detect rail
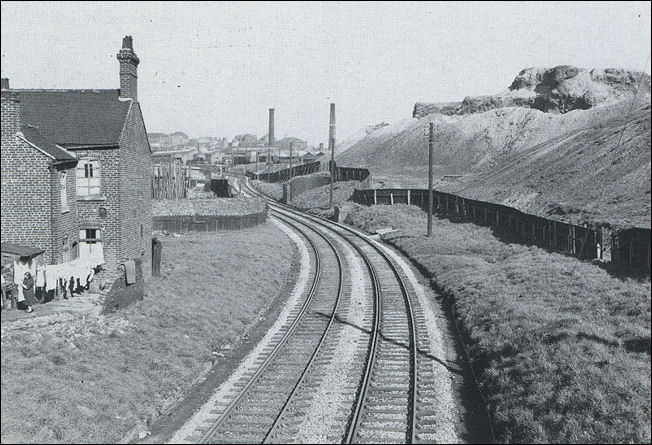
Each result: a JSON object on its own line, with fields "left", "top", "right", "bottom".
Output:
{"left": 244, "top": 179, "right": 421, "bottom": 443}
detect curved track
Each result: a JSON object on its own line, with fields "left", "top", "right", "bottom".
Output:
{"left": 194, "top": 179, "right": 435, "bottom": 444}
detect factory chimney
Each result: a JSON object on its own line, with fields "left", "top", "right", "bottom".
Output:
{"left": 328, "top": 103, "right": 336, "bottom": 207}
{"left": 267, "top": 108, "right": 275, "bottom": 164}
{"left": 268, "top": 108, "right": 275, "bottom": 147}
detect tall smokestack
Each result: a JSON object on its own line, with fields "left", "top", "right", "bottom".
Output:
{"left": 268, "top": 108, "right": 275, "bottom": 147}
{"left": 267, "top": 108, "right": 274, "bottom": 165}
{"left": 328, "top": 103, "right": 336, "bottom": 207}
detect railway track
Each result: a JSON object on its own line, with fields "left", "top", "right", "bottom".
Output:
{"left": 189, "top": 180, "right": 438, "bottom": 444}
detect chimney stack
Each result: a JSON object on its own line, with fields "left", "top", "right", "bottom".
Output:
{"left": 268, "top": 108, "right": 275, "bottom": 147}
{"left": 1, "top": 78, "right": 9, "bottom": 90}
{"left": 328, "top": 103, "right": 336, "bottom": 155}
{"left": 328, "top": 103, "right": 336, "bottom": 207}
{"left": 117, "top": 35, "right": 140, "bottom": 101}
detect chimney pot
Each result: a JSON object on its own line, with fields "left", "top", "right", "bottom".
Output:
{"left": 122, "top": 35, "right": 133, "bottom": 50}
{"left": 1, "top": 78, "right": 9, "bottom": 89}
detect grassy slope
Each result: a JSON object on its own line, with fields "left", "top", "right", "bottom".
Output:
{"left": 337, "top": 97, "right": 651, "bottom": 228}
{"left": 251, "top": 180, "right": 284, "bottom": 201}
{"left": 289, "top": 180, "right": 359, "bottom": 210}
{"left": 344, "top": 204, "right": 651, "bottom": 443}
{"left": 1, "top": 222, "right": 293, "bottom": 443}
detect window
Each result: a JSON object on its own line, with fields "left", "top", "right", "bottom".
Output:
{"left": 60, "top": 172, "right": 68, "bottom": 213}
{"left": 80, "top": 228, "right": 100, "bottom": 242}
{"left": 76, "top": 159, "right": 101, "bottom": 196}
{"left": 79, "top": 228, "right": 103, "bottom": 263}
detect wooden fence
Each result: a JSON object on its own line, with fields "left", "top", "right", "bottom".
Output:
{"left": 245, "top": 161, "right": 321, "bottom": 183}
{"left": 153, "top": 208, "right": 268, "bottom": 233}
{"left": 152, "top": 162, "right": 189, "bottom": 199}
{"left": 351, "top": 188, "right": 651, "bottom": 273}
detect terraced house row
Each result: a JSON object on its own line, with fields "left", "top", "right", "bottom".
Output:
{"left": 1, "top": 36, "right": 153, "bottom": 281}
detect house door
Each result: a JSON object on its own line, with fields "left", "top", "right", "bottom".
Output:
{"left": 79, "top": 229, "right": 104, "bottom": 264}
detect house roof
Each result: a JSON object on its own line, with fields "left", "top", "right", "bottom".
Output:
{"left": 19, "top": 125, "right": 77, "bottom": 162}
{"left": 17, "top": 89, "right": 131, "bottom": 147}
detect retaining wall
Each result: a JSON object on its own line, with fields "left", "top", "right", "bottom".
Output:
{"left": 351, "top": 188, "right": 651, "bottom": 273}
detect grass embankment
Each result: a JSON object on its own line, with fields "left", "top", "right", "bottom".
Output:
{"left": 344, "top": 204, "right": 651, "bottom": 443}
{"left": 289, "top": 180, "right": 358, "bottom": 210}
{"left": 284, "top": 180, "right": 360, "bottom": 220}
{"left": 251, "top": 180, "right": 283, "bottom": 201}
{"left": 0, "top": 222, "right": 293, "bottom": 443}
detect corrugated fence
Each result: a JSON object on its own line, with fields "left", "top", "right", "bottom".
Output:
{"left": 351, "top": 188, "right": 651, "bottom": 274}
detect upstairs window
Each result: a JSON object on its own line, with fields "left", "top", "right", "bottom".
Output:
{"left": 60, "top": 172, "right": 69, "bottom": 213}
{"left": 77, "top": 159, "right": 101, "bottom": 197}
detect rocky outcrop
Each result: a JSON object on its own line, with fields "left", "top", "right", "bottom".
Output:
{"left": 414, "top": 66, "right": 651, "bottom": 118}
{"left": 365, "top": 122, "right": 390, "bottom": 134}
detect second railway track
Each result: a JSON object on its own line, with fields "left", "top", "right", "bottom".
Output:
{"left": 189, "top": 180, "right": 440, "bottom": 444}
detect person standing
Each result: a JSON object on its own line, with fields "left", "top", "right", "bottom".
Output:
{"left": 19, "top": 272, "right": 36, "bottom": 313}
{"left": 1, "top": 273, "right": 7, "bottom": 310}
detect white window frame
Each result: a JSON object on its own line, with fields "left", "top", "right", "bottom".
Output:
{"left": 79, "top": 228, "right": 103, "bottom": 262}
{"left": 76, "top": 159, "right": 101, "bottom": 197}
{"left": 60, "top": 172, "right": 69, "bottom": 213}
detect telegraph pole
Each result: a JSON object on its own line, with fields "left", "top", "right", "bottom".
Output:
{"left": 427, "top": 122, "right": 434, "bottom": 237}
{"left": 328, "top": 103, "right": 336, "bottom": 208}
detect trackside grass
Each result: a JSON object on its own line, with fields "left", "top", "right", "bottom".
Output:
{"left": 251, "top": 180, "right": 284, "bottom": 201}
{"left": 1, "top": 222, "right": 293, "bottom": 443}
{"left": 344, "top": 203, "right": 651, "bottom": 443}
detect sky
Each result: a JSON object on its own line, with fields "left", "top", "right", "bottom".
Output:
{"left": 1, "top": 1, "right": 650, "bottom": 146}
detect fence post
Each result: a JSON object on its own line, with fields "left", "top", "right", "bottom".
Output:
{"left": 374, "top": 189, "right": 377, "bottom": 205}
{"left": 407, "top": 189, "right": 411, "bottom": 205}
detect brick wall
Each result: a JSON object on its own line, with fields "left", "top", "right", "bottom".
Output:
{"left": 119, "top": 102, "right": 152, "bottom": 277}
{"left": 69, "top": 103, "right": 152, "bottom": 279}
{"left": 118, "top": 58, "right": 138, "bottom": 101}
{"left": 1, "top": 91, "right": 54, "bottom": 258}
{"left": 49, "top": 163, "right": 80, "bottom": 263}
{"left": 74, "top": 148, "right": 123, "bottom": 277}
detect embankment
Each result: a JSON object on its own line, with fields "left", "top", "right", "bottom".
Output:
{"left": 342, "top": 203, "right": 651, "bottom": 444}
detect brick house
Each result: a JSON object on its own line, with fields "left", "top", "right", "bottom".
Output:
{"left": 0, "top": 36, "right": 152, "bottom": 279}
